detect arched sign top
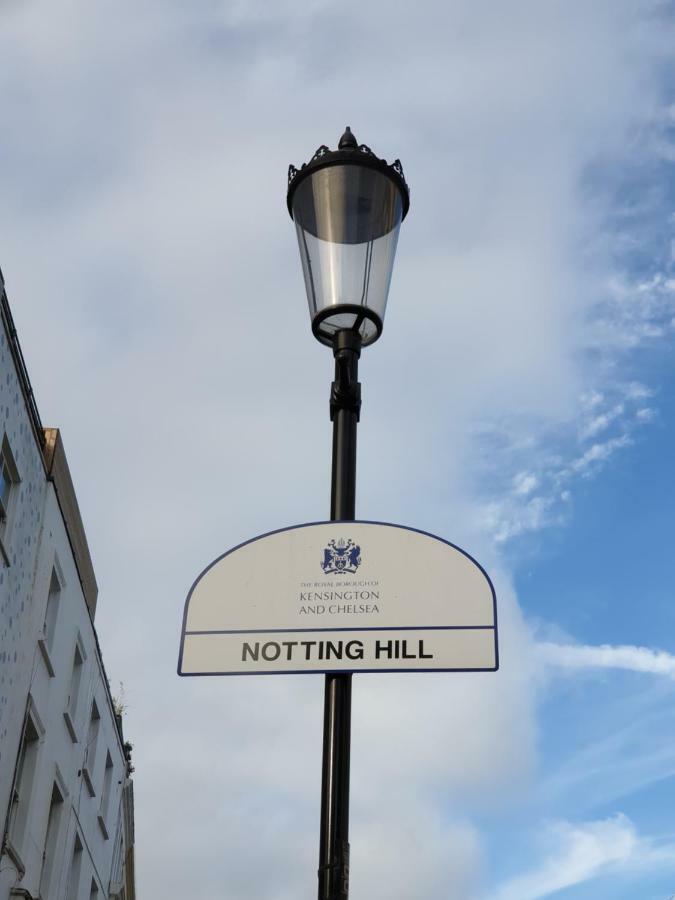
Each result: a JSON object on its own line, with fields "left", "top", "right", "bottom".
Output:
{"left": 178, "top": 520, "right": 498, "bottom": 676}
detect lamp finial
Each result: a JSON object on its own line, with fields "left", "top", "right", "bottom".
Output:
{"left": 338, "top": 126, "right": 358, "bottom": 150}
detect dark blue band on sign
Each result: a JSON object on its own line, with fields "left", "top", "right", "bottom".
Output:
{"left": 184, "top": 624, "right": 496, "bottom": 635}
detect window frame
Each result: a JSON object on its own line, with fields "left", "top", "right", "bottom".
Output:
{"left": 82, "top": 698, "right": 101, "bottom": 797}
{"left": 65, "top": 830, "right": 84, "bottom": 900}
{"left": 63, "top": 633, "right": 87, "bottom": 743}
{"left": 37, "top": 557, "right": 65, "bottom": 678}
{"left": 97, "top": 750, "right": 114, "bottom": 840}
{"left": 5, "top": 698, "right": 45, "bottom": 873}
{"left": 0, "top": 433, "right": 21, "bottom": 565}
{"left": 39, "top": 769, "right": 68, "bottom": 900}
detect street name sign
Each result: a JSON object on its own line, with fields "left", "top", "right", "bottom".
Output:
{"left": 178, "top": 521, "right": 498, "bottom": 676}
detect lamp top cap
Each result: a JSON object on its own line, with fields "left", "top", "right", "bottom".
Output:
{"left": 338, "top": 126, "right": 358, "bottom": 149}
{"left": 287, "top": 126, "right": 410, "bottom": 219}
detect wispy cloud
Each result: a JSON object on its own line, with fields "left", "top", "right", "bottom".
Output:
{"left": 481, "top": 492, "right": 569, "bottom": 543}
{"left": 536, "top": 642, "right": 675, "bottom": 679}
{"left": 636, "top": 406, "right": 656, "bottom": 423}
{"left": 490, "top": 814, "right": 675, "bottom": 900}
{"left": 567, "top": 432, "right": 633, "bottom": 475}
{"left": 468, "top": 103, "right": 675, "bottom": 548}
{"left": 578, "top": 402, "right": 624, "bottom": 439}
{"left": 476, "top": 377, "right": 659, "bottom": 542}
{"left": 513, "top": 471, "right": 540, "bottom": 496}
{"left": 590, "top": 271, "right": 675, "bottom": 351}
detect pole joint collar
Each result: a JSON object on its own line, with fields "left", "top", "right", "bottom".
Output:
{"left": 330, "top": 331, "right": 362, "bottom": 422}
{"left": 330, "top": 376, "right": 361, "bottom": 421}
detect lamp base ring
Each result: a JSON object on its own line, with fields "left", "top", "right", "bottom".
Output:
{"left": 312, "top": 305, "right": 383, "bottom": 348}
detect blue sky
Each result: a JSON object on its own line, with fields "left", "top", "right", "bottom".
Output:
{"left": 488, "top": 406, "right": 675, "bottom": 898}
{"left": 1, "top": 1, "right": 675, "bottom": 897}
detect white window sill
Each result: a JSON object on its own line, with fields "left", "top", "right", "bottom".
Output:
{"left": 37, "top": 638, "right": 55, "bottom": 677}
{"left": 82, "top": 765, "right": 96, "bottom": 797}
{"left": 97, "top": 812, "right": 109, "bottom": 840}
{"left": 4, "top": 835, "right": 26, "bottom": 877}
{"left": 63, "top": 710, "right": 78, "bottom": 743}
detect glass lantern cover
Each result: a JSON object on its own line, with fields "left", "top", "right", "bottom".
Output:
{"left": 288, "top": 131, "right": 409, "bottom": 347}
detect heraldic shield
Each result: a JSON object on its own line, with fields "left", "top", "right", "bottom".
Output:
{"left": 321, "top": 538, "right": 361, "bottom": 575}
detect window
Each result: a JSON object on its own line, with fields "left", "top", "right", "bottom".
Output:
{"left": 98, "top": 751, "right": 114, "bottom": 839}
{"left": 66, "top": 833, "right": 83, "bottom": 900}
{"left": 0, "top": 436, "right": 18, "bottom": 521}
{"left": 0, "top": 449, "right": 12, "bottom": 516}
{"left": 7, "top": 710, "right": 41, "bottom": 864}
{"left": 63, "top": 637, "right": 86, "bottom": 742}
{"left": 37, "top": 566, "right": 62, "bottom": 677}
{"left": 39, "top": 779, "right": 65, "bottom": 898}
{"left": 82, "top": 700, "right": 100, "bottom": 796}
{"left": 109, "top": 824, "right": 125, "bottom": 896}
{"left": 0, "top": 434, "right": 20, "bottom": 564}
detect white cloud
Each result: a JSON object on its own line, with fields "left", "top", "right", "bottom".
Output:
{"left": 482, "top": 493, "right": 566, "bottom": 544}
{"left": 568, "top": 433, "right": 633, "bottom": 475}
{"left": 471, "top": 374, "right": 661, "bottom": 544}
{"left": 490, "top": 814, "right": 675, "bottom": 900}
{"left": 476, "top": 419, "right": 642, "bottom": 542}
{"left": 578, "top": 403, "right": 624, "bottom": 440}
{"left": 513, "top": 471, "right": 539, "bottom": 495}
{"left": 581, "top": 390, "right": 604, "bottom": 410}
{"left": 536, "top": 642, "right": 675, "bottom": 679}
{"left": 354, "top": 813, "right": 482, "bottom": 900}
{"left": 589, "top": 269, "right": 675, "bottom": 351}
{"left": 625, "top": 382, "right": 653, "bottom": 401}
{"left": 636, "top": 406, "right": 656, "bottom": 422}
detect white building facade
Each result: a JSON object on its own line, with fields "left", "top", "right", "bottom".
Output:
{"left": 0, "top": 270, "right": 135, "bottom": 900}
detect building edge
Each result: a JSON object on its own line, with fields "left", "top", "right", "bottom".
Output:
{"left": 0, "top": 268, "right": 136, "bottom": 900}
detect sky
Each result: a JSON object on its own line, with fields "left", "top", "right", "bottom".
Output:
{"left": 1, "top": 1, "right": 675, "bottom": 897}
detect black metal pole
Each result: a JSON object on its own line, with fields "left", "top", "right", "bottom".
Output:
{"left": 318, "top": 329, "right": 361, "bottom": 900}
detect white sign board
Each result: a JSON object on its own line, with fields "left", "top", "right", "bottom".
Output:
{"left": 178, "top": 521, "right": 498, "bottom": 676}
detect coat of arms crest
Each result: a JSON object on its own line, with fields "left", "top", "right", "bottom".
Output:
{"left": 320, "top": 538, "right": 361, "bottom": 575}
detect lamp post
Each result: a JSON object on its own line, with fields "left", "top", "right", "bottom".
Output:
{"left": 287, "top": 127, "right": 410, "bottom": 900}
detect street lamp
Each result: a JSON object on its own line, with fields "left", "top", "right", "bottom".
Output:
{"left": 287, "top": 127, "right": 410, "bottom": 900}
{"left": 288, "top": 126, "right": 409, "bottom": 348}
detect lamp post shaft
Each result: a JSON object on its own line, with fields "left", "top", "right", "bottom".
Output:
{"left": 318, "top": 330, "right": 361, "bottom": 900}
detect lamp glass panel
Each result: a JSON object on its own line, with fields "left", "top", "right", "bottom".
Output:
{"left": 292, "top": 164, "right": 403, "bottom": 344}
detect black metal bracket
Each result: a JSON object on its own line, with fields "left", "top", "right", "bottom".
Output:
{"left": 330, "top": 331, "right": 361, "bottom": 422}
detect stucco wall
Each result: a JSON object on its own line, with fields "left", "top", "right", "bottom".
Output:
{"left": 0, "top": 323, "right": 49, "bottom": 829}
{"left": 0, "top": 486, "right": 129, "bottom": 899}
